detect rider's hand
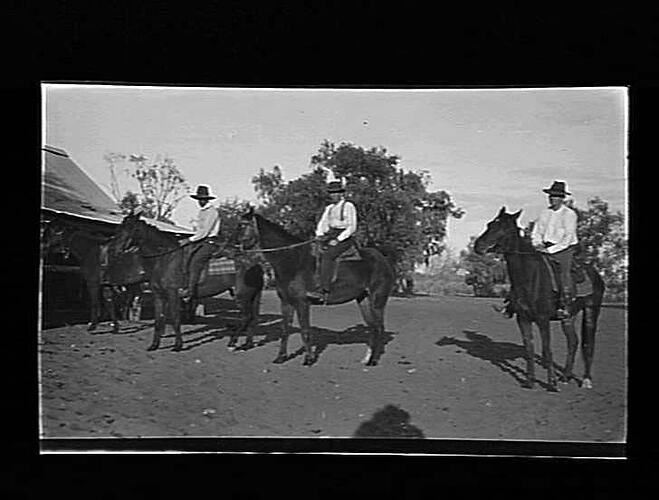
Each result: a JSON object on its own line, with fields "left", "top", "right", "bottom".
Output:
{"left": 329, "top": 239, "right": 338, "bottom": 246}
{"left": 533, "top": 242, "right": 546, "bottom": 252}
{"left": 179, "top": 238, "right": 189, "bottom": 247}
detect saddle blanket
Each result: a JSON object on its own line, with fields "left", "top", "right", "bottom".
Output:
{"left": 336, "top": 244, "right": 362, "bottom": 261}
{"left": 206, "top": 257, "right": 236, "bottom": 276}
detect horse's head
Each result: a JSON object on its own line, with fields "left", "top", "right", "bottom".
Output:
{"left": 236, "top": 205, "right": 259, "bottom": 250}
{"left": 114, "top": 211, "right": 146, "bottom": 253}
{"left": 474, "top": 206, "right": 522, "bottom": 255}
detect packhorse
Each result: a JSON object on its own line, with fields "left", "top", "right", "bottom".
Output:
{"left": 236, "top": 207, "right": 396, "bottom": 366}
{"left": 114, "top": 212, "right": 263, "bottom": 352}
{"left": 41, "top": 221, "right": 143, "bottom": 333}
{"left": 474, "top": 207, "right": 605, "bottom": 391}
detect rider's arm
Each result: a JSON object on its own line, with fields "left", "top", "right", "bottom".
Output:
{"left": 531, "top": 210, "right": 547, "bottom": 248}
{"left": 545, "top": 208, "right": 577, "bottom": 254}
{"left": 336, "top": 202, "right": 357, "bottom": 241}
{"left": 189, "top": 207, "right": 220, "bottom": 242}
{"left": 315, "top": 206, "right": 331, "bottom": 237}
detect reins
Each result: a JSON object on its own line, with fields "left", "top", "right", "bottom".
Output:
{"left": 240, "top": 238, "right": 315, "bottom": 254}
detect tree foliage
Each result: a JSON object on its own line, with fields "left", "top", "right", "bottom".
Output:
{"left": 104, "top": 153, "right": 189, "bottom": 223}
{"left": 251, "top": 140, "right": 464, "bottom": 273}
{"left": 460, "top": 236, "right": 508, "bottom": 297}
{"left": 571, "top": 197, "right": 627, "bottom": 301}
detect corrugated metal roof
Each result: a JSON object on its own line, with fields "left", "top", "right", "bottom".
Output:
{"left": 41, "top": 146, "right": 192, "bottom": 235}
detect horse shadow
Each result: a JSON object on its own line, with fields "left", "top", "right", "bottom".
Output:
{"left": 160, "top": 313, "right": 396, "bottom": 364}
{"left": 435, "top": 330, "right": 565, "bottom": 391}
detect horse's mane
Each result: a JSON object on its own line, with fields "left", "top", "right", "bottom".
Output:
{"left": 255, "top": 213, "right": 303, "bottom": 243}
{"left": 136, "top": 218, "right": 180, "bottom": 248}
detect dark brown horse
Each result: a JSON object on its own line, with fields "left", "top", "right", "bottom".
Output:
{"left": 114, "top": 213, "right": 263, "bottom": 351}
{"left": 474, "top": 207, "right": 605, "bottom": 391}
{"left": 236, "top": 207, "right": 396, "bottom": 366}
{"left": 41, "top": 221, "right": 142, "bottom": 333}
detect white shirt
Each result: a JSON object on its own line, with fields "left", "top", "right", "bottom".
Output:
{"left": 315, "top": 199, "right": 357, "bottom": 242}
{"left": 189, "top": 202, "right": 221, "bottom": 242}
{"left": 531, "top": 204, "right": 578, "bottom": 254}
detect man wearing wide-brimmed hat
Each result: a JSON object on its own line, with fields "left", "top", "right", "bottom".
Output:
{"left": 307, "top": 179, "right": 358, "bottom": 302}
{"left": 530, "top": 180, "right": 579, "bottom": 319}
{"left": 178, "top": 184, "right": 221, "bottom": 301}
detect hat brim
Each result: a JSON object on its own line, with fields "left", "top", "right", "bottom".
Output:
{"left": 190, "top": 194, "right": 216, "bottom": 200}
{"left": 542, "top": 189, "right": 570, "bottom": 196}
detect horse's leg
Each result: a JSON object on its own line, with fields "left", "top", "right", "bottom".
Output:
{"left": 169, "top": 289, "right": 184, "bottom": 351}
{"left": 231, "top": 289, "right": 254, "bottom": 351}
{"left": 86, "top": 282, "right": 100, "bottom": 331}
{"left": 580, "top": 303, "right": 600, "bottom": 389}
{"left": 273, "top": 300, "right": 294, "bottom": 364}
{"left": 295, "top": 300, "right": 314, "bottom": 366}
{"left": 241, "top": 290, "right": 262, "bottom": 350}
{"left": 102, "top": 286, "right": 119, "bottom": 334}
{"left": 149, "top": 293, "right": 165, "bottom": 351}
{"left": 359, "top": 293, "right": 387, "bottom": 366}
{"left": 515, "top": 315, "right": 536, "bottom": 389}
{"left": 559, "top": 315, "right": 578, "bottom": 384}
{"left": 537, "top": 318, "right": 558, "bottom": 392}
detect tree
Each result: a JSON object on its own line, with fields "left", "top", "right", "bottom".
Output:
{"left": 572, "top": 197, "right": 627, "bottom": 301}
{"left": 251, "top": 140, "right": 464, "bottom": 278}
{"left": 104, "top": 153, "right": 189, "bottom": 222}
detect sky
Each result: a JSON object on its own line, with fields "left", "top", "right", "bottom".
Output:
{"left": 43, "top": 85, "right": 627, "bottom": 253}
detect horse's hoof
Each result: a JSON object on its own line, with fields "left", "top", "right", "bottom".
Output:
{"left": 521, "top": 381, "right": 535, "bottom": 390}
{"left": 147, "top": 345, "right": 158, "bottom": 352}
{"left": 582, "top": 378, "right": 593, "bottom": 389}
{"left": 87, "top": 323, "right": 98, "bottom": 332}
{"left": 548, "top": 384, "right": 560, "bottom": 393}
{"left": 273, "top": 355, "right": 286, "bottom": 364}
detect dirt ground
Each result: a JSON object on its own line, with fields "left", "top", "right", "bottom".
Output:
{"left": 39, "top": 290, "right": 626, "bottom": 443}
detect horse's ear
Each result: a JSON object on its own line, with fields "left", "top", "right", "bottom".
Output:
{"left": 512, "top": 209, "right": 522, "bottom": 220}
{"left": 498, "top": 206, "right": 506, "bottom": 216}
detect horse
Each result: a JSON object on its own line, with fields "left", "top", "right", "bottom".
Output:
{"left": 236, "top": 207, "right": 396, "bottom": 366}
{"left": 113, "top": 212, "right": 263, "bottom": 352}
{"left": 474, "top": 207, "right": 605, "bottom": 391}
{"left": 41, "top": 221, "right": 142, "bottom": 333}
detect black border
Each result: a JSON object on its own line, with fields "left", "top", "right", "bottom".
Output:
{"left": 7, "top": 2, "right": 656, "bottom": 494}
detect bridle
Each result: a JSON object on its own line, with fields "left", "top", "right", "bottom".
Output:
{"left": 486, "top": 223, "right": 537, "bottom": 256}
{"left": 236, "top": 216, "right": 315, "bottom": 255}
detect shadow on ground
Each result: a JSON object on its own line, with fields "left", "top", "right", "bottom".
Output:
{"left": 435, "top": 330, "right": 569, "bottom": 391}
{"left": 353, "top": 404, "right": 425, "bottom": 438}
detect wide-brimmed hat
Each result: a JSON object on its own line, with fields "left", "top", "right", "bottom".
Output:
{"left": 542, "top": 181, "right": 571, "bottom": 197}
{"left": 190, "top": 184, "right": 216, "bottom": 200}
{"left": 327, "top": 181, "right": 345, "bottom": 193}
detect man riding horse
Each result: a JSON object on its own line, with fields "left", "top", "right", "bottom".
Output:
{"left": 306, "top": 179, "right": 358, "bottom": 302}
{"left": 178, "top": 184, "right": 221, "bottom": 301}
{"left": 495, "top": 180, "right": 578, "bottom": 319}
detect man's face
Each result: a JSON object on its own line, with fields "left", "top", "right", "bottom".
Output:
{"left": 329, "top": 192, "right": 342, "bottom": 203}
{"left": 548, "top": 195, "right": 564, "bottom": 210}
{"left": 198, "top": 198, "right": 209, "bottom": 208}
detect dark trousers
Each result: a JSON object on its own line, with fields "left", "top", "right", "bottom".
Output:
{"left": 546, "top": 246, "right": 575, "bottom": 300}
{"left": 319, "top": 237, "right": 354, "bottom": 291}
{"left": 187, "top": 241, "right": 216, "bottom": 294}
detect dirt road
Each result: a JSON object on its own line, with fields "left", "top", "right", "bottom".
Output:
{"left": 39, "top": 291, "right": 626, "bottom": 442}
